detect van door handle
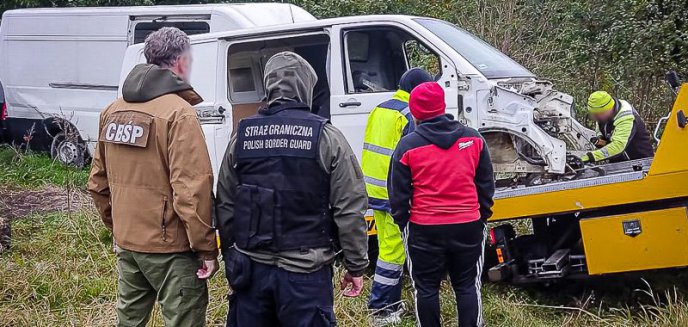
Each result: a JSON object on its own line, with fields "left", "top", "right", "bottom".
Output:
{"left": 339, "top": 101, "right": 362, "bottom": 108}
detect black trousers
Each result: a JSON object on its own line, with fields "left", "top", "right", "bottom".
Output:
{"left": 405, "top": 220, "right": 486, "bottom": 327}
{"left": 227, "top": 260, "right": 336, "bottom": 327}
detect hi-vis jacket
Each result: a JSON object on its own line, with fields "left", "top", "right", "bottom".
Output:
{"left": 88, "top": 64, "right": 218, "bottom": 260}
{"left": 586, "top": 99, "right": 654, "bottom": 163}
{"left": 361, "top": 90, "right": 415, "bottom": 211}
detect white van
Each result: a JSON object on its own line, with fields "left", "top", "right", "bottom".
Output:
{"left": 119, "top": 14, "right": 595, "bottom": 179}
{"left": 1, "top": 5, "right": 595, "bottom": 182}
{"left": 0, "top": 4, "right": 314, "bottom": 165}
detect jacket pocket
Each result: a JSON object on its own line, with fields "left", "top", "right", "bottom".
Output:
{"left": 223, "top": 247, "right": 252, "bottom": 291}
{"left": 161, "top": 196, "right": 168, "bottom": 242}
{"left": 234, "top": 184, "right": 274, "bottom": 250}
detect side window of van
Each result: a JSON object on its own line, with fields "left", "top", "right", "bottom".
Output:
{"left": 404, "top": 40, "right": 441, "bottom": 78}
{"left": 133, "top": 21, "right": 210, "bottom": 44}
{"left": 343, "top": 28, "right": 441, "bottom": 94}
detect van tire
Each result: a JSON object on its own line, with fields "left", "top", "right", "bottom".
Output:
{"left": 50, "top": 132, "right": 87, "bottom": 167}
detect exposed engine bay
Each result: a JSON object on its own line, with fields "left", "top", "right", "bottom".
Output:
{"left": 466, "top": 78, "right": 597, "bottom": 186}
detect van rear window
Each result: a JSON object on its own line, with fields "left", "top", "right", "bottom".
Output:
{"left": 133, "top": 21, "right": 210, "bottom": 44}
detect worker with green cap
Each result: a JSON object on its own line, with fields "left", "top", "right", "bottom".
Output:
{"left": 582, "top": 91, "right": 654, "bottom": 163}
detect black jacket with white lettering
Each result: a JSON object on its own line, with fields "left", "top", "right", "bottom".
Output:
{"left": 215, "top": 102, "right": 369, "bottom": 275}
{"left": 234, "top": 103, "right": 333, "bottom": 252}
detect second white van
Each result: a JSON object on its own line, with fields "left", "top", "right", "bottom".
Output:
{"left": 0, "top": 4, "right": 315, "bottom": 165}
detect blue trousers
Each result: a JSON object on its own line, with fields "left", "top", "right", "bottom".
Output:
{"left": 227, "top": 261, "right": 336, "bottom": 327}
{"left": 406, "top": 221, "right": 486, "bottom": 327}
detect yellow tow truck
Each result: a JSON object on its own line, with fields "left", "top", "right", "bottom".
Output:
{"left": 485, "top": 81, "right": 688, "bottom": 283}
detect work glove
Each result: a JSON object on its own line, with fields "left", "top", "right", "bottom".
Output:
{"left": 566, "top": 154, "right": 585, "bottom": 169}
{"left": 340, "top": 271, "right": 364, "bottom": 297}
{"left": 580, "top": 152, "right": 595, "bottom": 163}
{"left": 590, "top": 136, "right": 608, "bottom": 149}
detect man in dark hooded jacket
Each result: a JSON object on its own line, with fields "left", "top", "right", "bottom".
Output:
{"left": 389, "top": 82, "right": 495, "bottom": 327}
{"left": 215, "top": 51, "right": 369, "bottom": 327}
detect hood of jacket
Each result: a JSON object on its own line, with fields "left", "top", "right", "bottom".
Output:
{"left": 415, "top": 114, "right": 465, "bottom": 149}
{"left": 122, "top": 64, "right": 202, "bottom": 105}
{"left": 263, "top": 51, "right": 318, "bottom": 108}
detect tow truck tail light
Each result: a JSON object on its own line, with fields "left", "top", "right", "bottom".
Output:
{"left": 496, "top": 248, "right": 505, "bottom": 264}
{"left": 489, "top": 228, "right": 497, "bottom": 245}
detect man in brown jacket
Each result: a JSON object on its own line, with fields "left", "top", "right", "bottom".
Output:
{"left": 87, "top": 27, "right": 218, "bottom": 327}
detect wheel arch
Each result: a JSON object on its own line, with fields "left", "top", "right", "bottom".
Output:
{"left": 42, "top": 116, "right": 86, "bottom": 140}
{"left": 479, "top": 128, "right": 551, "bottom": 174}
{"left": 43, "top": 116, "right": 91, "bottom": 166}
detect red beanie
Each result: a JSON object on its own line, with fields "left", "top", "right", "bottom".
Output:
{"left": 409, "top": 82, "right": 445, "bottom": 121}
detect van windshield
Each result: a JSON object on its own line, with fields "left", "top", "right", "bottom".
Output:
{"left": 415, "top": 18, "right": 534, "bottom": 79}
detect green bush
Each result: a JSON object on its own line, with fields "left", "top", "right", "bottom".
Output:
{"left": 1, "top": 0, "right": 686, "bottom": 125}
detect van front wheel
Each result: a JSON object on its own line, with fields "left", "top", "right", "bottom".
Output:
{"left": 50, "top": 132, "right": 86, "bottom": 167}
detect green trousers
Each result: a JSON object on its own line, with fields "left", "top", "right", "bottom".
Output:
{"left": 115, "top": 247, "right": 209, "bottom": 327}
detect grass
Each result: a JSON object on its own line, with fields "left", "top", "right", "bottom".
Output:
{"left": 0, "top": 146, "right": 89, "bottom": 188}
{"left": 1, "top": 150, "right": 688, "bottom": 326}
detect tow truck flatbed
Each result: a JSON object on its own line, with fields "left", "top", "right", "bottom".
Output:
{"left": 495, "top": 157, "right": 653, "bottom": 200}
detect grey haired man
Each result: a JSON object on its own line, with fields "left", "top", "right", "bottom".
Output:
{"left": 88, "top": 27, "right": 217, "bottom": 327}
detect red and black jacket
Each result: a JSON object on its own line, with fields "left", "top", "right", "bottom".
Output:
{"left": 388, "top": 114, "right": 495, "bottom": 227}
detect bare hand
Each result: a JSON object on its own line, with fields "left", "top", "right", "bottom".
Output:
{"left": 197, "top": 259, "right": 219, "bottom": 280}
{"left": 340, "top": 272, "right": 364, "bottom": 297}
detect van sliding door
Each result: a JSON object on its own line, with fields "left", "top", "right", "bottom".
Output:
{"left": 223, "top": 31, "right": 331, "bottom": 129}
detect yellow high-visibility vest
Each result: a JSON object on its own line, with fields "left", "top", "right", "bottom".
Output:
{"left": 361, "top": 90, "right": 414, "bottom": 211}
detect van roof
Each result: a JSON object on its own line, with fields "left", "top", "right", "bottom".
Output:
{"left": 191, "top": 15, "right": 423, "bottom": 42}
{"left": 2, "top": 3, "right": 316, "bottom": 26}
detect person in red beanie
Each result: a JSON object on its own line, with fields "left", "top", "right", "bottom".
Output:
{"left": 388, "top": 82, "right": 495, "bottom": 327}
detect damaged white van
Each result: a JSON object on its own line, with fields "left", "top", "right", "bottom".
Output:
{"left": 119, "top": 14, "right": 595, "bottom": 181}
{"left": 0, "top": 4, "right": 315, "bottom": 165}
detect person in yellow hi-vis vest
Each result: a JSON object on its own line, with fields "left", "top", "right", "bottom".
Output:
{"left": 362, "top": 68, "right": 433, "bottom": 325}
{"left": 581, "top": 91, "right": 654, "bottom": 164}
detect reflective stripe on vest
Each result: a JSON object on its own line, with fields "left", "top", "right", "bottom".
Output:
{"left": 361, "top": 90, "right": 413, "bottom": 210}
{"left": 363, "top": 142, "right": 394, "bottom": 156}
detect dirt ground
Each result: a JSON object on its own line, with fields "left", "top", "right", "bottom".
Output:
{"left": 0, "top": 185, "right": 85, "bottom": 220}
{"left": 0, "top": 185, "right": 87, "bottom": 252}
